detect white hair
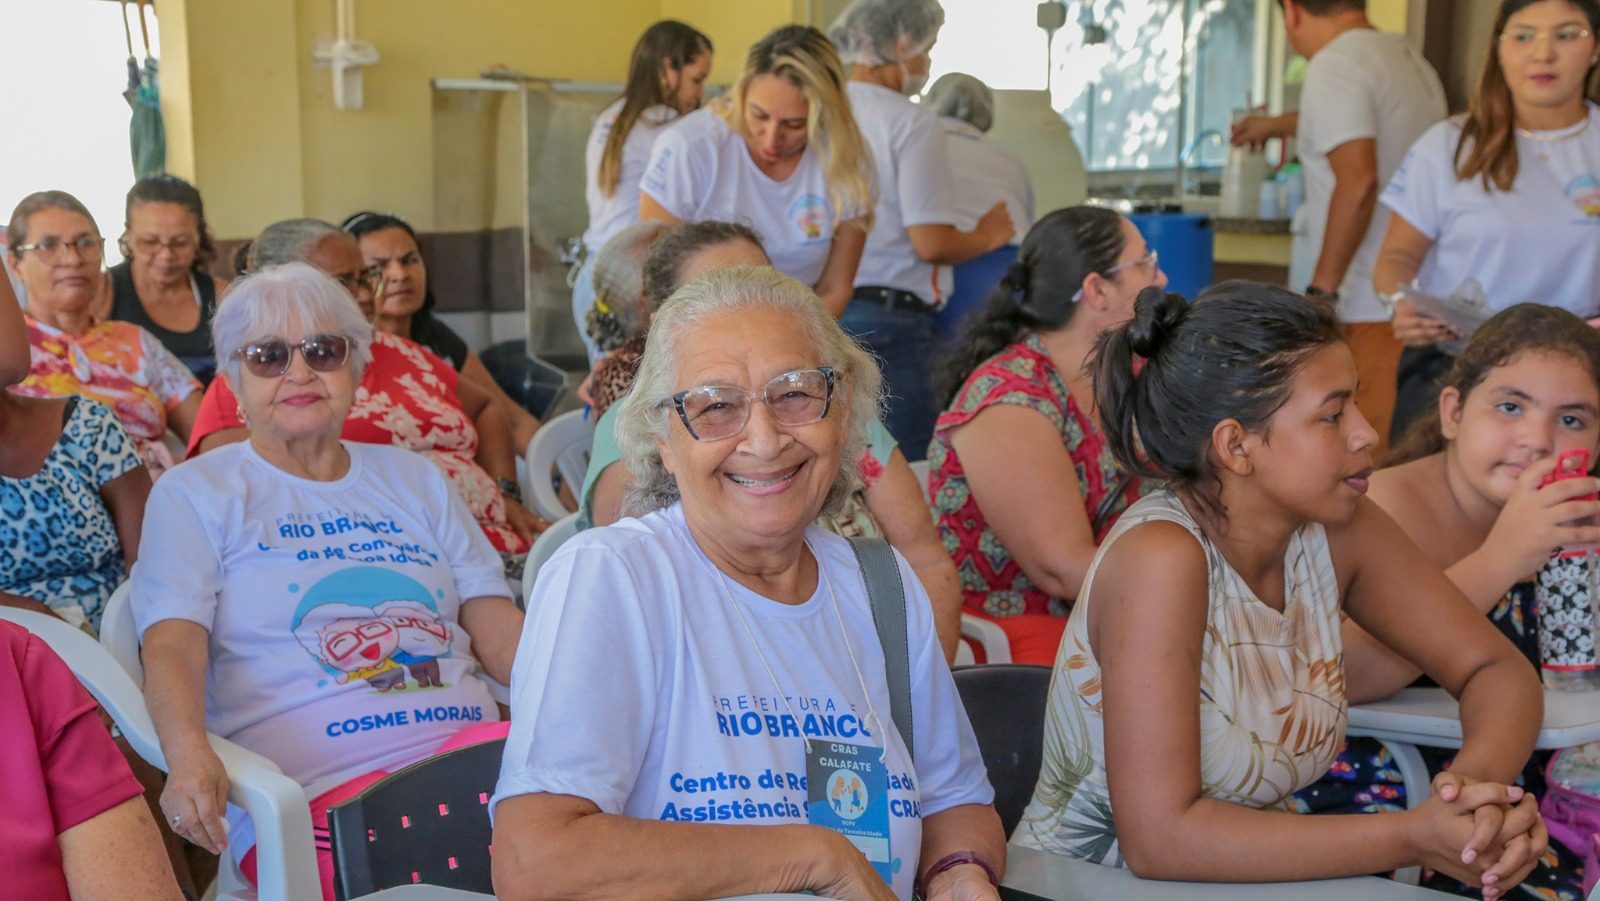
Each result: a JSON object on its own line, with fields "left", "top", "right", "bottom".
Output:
{"left": 613, "top": 266, "right": 884, "bottom": 517}
{"left": 248, "top": 218, "right": 342, "bottom": 270}
{"left": 212, "top": 262, "right": 374, "bottom": 386}
{"left": 827, "top": 0, "right": 945, "bottom": 67}
{"left": 924, "top": 72, "right": 995, "bottom": 132}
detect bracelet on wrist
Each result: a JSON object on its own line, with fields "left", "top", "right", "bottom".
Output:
{"left": 496, "top": 477, "right": 523, "bottom": 504}
{"left": 916, "top": 850, "right": 998, "bottom": 898}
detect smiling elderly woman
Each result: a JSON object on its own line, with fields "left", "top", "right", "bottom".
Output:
{"left": 131, "top": 262, "right": 523, "bottom": 901}
{"left": 491, "top": 266, "right": 1003, "bottom": 901}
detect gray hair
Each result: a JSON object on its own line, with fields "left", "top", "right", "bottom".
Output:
{"left": 8, "top": 190, "right": 98, "bottom": 249}
{"left": 587, "top": 220, "right": 672, "bottom": 350}
{"left": 924, "top": 72, "right": 995, "bottom": 132}
{"left": 614, "top": 266, "right": 883, "bottom": 517}
{"left": 212, "top": 262, "right": 374, "bottom": 386}
{"left": 827, "top": 0, "right": 945, "bottom": 67}
{"left": 247, "top": 218, "right": 342, "bottom": 270}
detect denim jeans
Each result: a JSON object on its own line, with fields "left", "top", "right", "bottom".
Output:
{"left": 840, "top": 298, "right": 939, "bottom": 461}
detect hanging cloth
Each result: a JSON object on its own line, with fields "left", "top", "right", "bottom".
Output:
{"left": 122, "top": 0, "right": 165, "bottom": 178}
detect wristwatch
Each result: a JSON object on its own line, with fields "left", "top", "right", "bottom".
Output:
{"left": 1304, "top": 285, "right": 1340, "bottom": 306}
{"left": 497, "top": 477, "right": 523, "bottom": 504}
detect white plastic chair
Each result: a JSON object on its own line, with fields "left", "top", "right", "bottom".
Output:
{"left": 961, "top": 612, "right": 1012, "bottom": 664}
{"left": 521, "top": 409, "right": 596, "bottom": 521}
{"left": 521, "top": 512, "right": 581, "bottom": 611}
{"left": 954, "top": 639, "right": 976, "bottom": 666}
{"left": 0, "top": 604, "right": 321, "bottom": 901}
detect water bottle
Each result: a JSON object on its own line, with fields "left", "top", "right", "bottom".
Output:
{"left": 1282, "top": 161, "right": 1305, "bottom": 220}
{"left": 1257, "top": 179, "right": 1281, "bottom": 220}
{"left": 1537, "top": 545, "right": 1600, "bottom": 692}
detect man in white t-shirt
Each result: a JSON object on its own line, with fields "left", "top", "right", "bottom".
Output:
{"left": 1232, "top": 0, "right": 1444, "bottom": 451}
{"left": 829, "top": 0, "right": 1014, "bottom": 459}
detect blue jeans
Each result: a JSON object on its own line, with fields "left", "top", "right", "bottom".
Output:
{"left": 840, "top": 298, "right": 939, "bottom": 461}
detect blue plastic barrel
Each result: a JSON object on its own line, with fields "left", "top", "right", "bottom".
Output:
{"left": 1126, "top": 211, "right": 1214, "bottom": 301}
{"left": 938, "top": 244, "right": 1019, "bottom": 341}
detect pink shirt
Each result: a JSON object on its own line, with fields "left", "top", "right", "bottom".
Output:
{"left": 0, "top": 620, "right": 144, "bottom": 901}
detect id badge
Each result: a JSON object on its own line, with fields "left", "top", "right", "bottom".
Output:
{"left": 807, "top": 739, "right": 893, "bottom": 884}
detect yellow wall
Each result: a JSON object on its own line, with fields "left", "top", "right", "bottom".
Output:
{"left": 160, "top": 0, "right": 662, "bottom": 238}
{"left": 660, "top": 0, "right": 804, "bottom": 82}
{"left": 1370, "top": 0, "right": 1408, "bottom": 35}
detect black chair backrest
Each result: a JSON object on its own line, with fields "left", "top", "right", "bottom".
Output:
{"left": 952, "top": 664, "right": 1053, "bottom": 838}
{"left": 327, "top": 738, "right": 506, "bottom": 899}
{"left": 478, "top": 340, "right": 571, "bottom": 421}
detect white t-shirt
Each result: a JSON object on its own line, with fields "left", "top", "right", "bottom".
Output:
{"left": 1381, "top": 104, "right": 1600, "bottom": 318}
{"left": 848, "top": 82, "right": 958, "bottom": 306}
{"left": 132, "top": 442, "right": 509, "bottom": 824}
{"left": 493, "top": 504, "right": 993, "bottom": 901}
{"left": 941, "top": 117, "right": 1035, "bottom": 238}
{"left": 641, "top": 108, "right": 860, "bottom": 287}
{"left": 583, "top": 98, "right": 679, "bottom": 251}
{"left": 1297, "top": 29, "right": 1445, "bottom": 323}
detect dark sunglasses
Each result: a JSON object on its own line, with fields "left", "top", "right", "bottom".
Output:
{"left": 237, "top": 334, "right": 351, "bottom": 378}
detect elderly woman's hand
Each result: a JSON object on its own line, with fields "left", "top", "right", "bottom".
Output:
{"left": 160, "top": 740, "right": 231, "bottom": 855}
{"left": 806, "top": 830, "right": 899, "bottom": 901}
{"left": 503, "top": 497, "right": 548, "bottom": 542}
{"left": 924, "top": 865, "right": 1002, "bottom": 901}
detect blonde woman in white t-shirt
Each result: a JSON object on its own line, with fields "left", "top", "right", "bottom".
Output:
{"left": 573, "top": 20, "right": 713, "bottom": 362}
{"left": 1376, "top": 0, "right": 1600, "bottom": 438}
{"left": 639, "top": 25, "right": 875, "bottom": 318}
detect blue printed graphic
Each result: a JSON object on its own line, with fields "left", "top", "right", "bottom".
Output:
{"left": 1566, "top": 174, "right": 1600, "bottom": 219}
{"left": 290, "top": 566, "right": 454, "bottom": 693}
{"left": 808, "top": 740, "right": 893, "bottom": 885}
{"left": 789, "top": 194, "right": 829, "bottom": 243}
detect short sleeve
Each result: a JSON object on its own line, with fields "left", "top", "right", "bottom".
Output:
{"left": 140, "top": 328, "right": 202, "bottom": 411}
{"left": 418, "top": 457, "right": 511, "bottom": 601}
{"left": 578, "top": 405, "right": 624, "bottom": 530}
{"left": 1380, "top": 121, "right": 1457, "bottom": 240}
{"left": 412, "top": 315, "right": 469, "bottom": 371}
{"left": 130, "top": 474, "right": 225, "bottom": 637}
{"left": 491, "top": 539, "right": 664, "bottom": 817}
{"left": 185, "top": 379, "right": 244, "bottom": 458}
{"left": 895, "top": 549, "right": 994, "bottom": 815}
{"left": 1300, "top": 49, "right": 1379, "bottom": 154}
{"left": 18, "top": 628, "right": 143, "bottom": 833}
{"left": 639, "top": 120, "right": 712, "bottom": 221}
{"left": 60, "top": 398, "right": 142, "bottom": 488}
{"left": 936, "top": 354, "right": 1069, "bottom": 439}
{"left": 896, "top": 113, "right": 958, "bottom": 228}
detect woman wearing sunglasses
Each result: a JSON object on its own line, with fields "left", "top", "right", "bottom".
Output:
{"left": 7, "top": 190, "right": 202, "bottom": 476}
{"left": 185, "top": 219, "right": 544, "bottom": 564}
{"left": 928, "top": 207, "right": 1166, "bottom": 665}
{"left": 133, "top": 262, "right": 524, "bottom": 901}
{"left": 494, "top": 266, "right": 1002, "bottom": 901}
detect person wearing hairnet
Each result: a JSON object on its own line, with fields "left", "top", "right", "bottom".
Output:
{"left": 830, "top": 0, "right": 1014, "bottom": 460}
{"left": 924, "top": 73, "right": 1034, "bottom": 239}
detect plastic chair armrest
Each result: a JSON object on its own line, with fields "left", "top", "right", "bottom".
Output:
{"left": 960, "top": 613, "right": 1013, "bottom": 664}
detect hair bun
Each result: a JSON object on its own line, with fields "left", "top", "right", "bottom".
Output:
{"left": 1126, "top": 288, "right": 1189, "bottom": 358}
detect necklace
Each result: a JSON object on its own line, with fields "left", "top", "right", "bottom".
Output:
{"left": 1516, "top": 115, "right": 1590, "bottom": 161}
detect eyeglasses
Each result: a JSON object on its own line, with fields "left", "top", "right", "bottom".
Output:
{"left": 14, "top": 235, "right": 105, "bottom": 264}
{"left": 669, "top": 367, "right": 837, "bottom": 441}
{"left": 130, "top": 234, "right": 198, "bottom": 255}
{"left": 236, "top": 333, "right": 352, "bottom": 378}
{"left": 1072, "top": 249, "right": 1160, "bottom": 301}
{"left": 1500, "top": 25, "right": 1593, "bottom": 48}
{"left": 333, "top": 267, "right": 383, "bottom": 297}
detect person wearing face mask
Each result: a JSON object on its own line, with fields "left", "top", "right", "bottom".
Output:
{"left": 829, "top": 0, "right": 1015, "bottom": 460}
{"left": 104, "top": 175, "right": 230, "bottom": 385}
{"left": 574, "top": 20, "right": 713, "bottom": 363}
{"left": 1376, "top": 0, "right": 1600, "bottom": 438}
{"left": 638, "top": 24, "right": 875, "bottom": 319}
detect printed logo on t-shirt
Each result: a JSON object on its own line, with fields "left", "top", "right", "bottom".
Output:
{"left": 290, "top": 566, "right": 456, "bottom": 693}
{"left": 789, "top": 194, "right": 829, "bottom": 243}
{"left": 640, "top": 147, "right": 674, "bottom": 196}
{"left": 1565, "top": 174, "right": 1600, "bottom": 220}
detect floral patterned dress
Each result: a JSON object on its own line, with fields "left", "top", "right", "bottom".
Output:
{"left": 1013, "top": 491, "right": 1349, "bottom": 865}
{"left": 928, "top": 334, "right": 1143, "bottom": 662}
{"left": 17, "top": 315, "right": 200, "bottom": 473}
{"left": 1292, "top": 581, "right": 1586, "bottom": 899}
{"left": 0, "top": 397, "right": 142, "bottom": 631}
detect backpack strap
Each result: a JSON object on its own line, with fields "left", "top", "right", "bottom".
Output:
{"left": 848, "top": 536, "right": 913, "bottom": 764}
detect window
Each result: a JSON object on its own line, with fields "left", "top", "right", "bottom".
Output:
{"left": 928, "top": 0, "right": 1269, "bottom": 174}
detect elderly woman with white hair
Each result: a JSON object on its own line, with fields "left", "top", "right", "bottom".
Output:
{"left": 830, "top": 0, "right": 1014, "bottom": 458}
{"left": 133, "top": 262, "right": 523, "bottom": 900}
{"left": 492, "top": 266, "right": 1002, "bottom": 901}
